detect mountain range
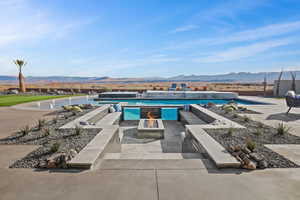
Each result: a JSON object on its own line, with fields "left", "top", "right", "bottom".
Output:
{"left": 0, "top": 71, "right": 299, "bottom": 84}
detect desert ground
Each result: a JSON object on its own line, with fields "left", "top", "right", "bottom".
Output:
{"left": 0, "top": 82, "right": 274, "bottom": 96}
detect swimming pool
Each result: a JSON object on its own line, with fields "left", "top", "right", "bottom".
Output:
{"left": 100, "top": 98, "right": 265, "bottom": 106}
{"left": 23, "top": 96, "right": 266, "bottom": 110}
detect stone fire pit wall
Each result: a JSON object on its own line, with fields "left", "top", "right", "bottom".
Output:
{"left": 137, "top": 119, "right": 165, "bottom": 139}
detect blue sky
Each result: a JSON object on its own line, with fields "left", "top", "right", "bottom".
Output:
{"left": 1, "top": 0, "right": 300, "bottom": 77}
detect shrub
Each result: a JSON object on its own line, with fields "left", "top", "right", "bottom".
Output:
{"left": 243, "top": 115, "right": 250, "bottom": 122}
{"left": 43, "top": 127, "right": 51, "bottom": 136}
{"left": 53, "top": 116, "right": 59, "bottom": 124}
{"left": 258, "top": 122, "right": 264, "bottom": 129}
{"left": 276, "top": 122, "right": 291, "bottom": 135}
{"left": 75, "top": 125, "right": 83, "bottom": 136}
{"left": 233, "top": 113, "right": 239, "bottom": 118}
{"left": 20, "top": 125, "right": 31, "bottom": 136}
{"left": 227, "top": 127, "right": 234, "bottom": 136}
{"left": 37, "top": 119, "right": 46, "bottom": 130}
{"left": 224, "top": 106, "right": 234, "bottom": 113}
{"left": 253, "top": 128, "right": 263, "bottom": 136}
{"left": 246, "top": 138, "right": 256, "bottom": 151}
{"left": 50, "top": 142, "right": 60, "bottom": 153}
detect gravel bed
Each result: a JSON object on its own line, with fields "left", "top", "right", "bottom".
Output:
{"left": 0, "top": 108, "right": 101, "bottom": 168}
{"left": 205, "top": 106, "right": 300, "bottom": 168}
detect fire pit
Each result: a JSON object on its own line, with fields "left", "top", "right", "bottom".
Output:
{"left": 137, "top": 112, "right": 165, "bottom": 139}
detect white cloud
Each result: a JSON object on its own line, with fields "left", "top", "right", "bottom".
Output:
{"left": 67, "top": 55, "right": 180, "bottom": 76}
{"left": 170, "top": 24, "right": 198, "bottom": 34}
{"left": 193, "top": 39, "right": 292, "bottom": 63}
{"left": 165, "top": 20, "right": 300, "bottom": 50}
{"left": 0, "top": 0, "right": 94, "bottom": 47}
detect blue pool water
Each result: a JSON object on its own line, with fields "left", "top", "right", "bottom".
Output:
{"left": 123, "top": 107, "right": 141, "bottom": 120}
{"left": 103, "top": 98, "right": 264, "bottom": 106}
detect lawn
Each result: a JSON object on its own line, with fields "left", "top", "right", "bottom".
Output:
{"left": 0, "top": 95, "right": 82, "bottom": 107}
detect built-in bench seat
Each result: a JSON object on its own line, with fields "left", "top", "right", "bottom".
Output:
{"left": 59, "top": 104, "right": 110, "bottom": 129}
{"left": 179, "top": 110, "right": 207, "bottom": 125}
{"left": 189, "top": 104, "right": 245, "bottom": 129}
{"left": 186, "top": 125, "right": 240, "bottom": 168}
{"left": 96, "top": 112, "right": 121, "bottom": 126}
{"left": 68, "top": 126, "right": 120, "bottom": 169}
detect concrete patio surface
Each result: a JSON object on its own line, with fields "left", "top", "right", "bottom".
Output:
{"left": 1, "top": 98, "right": 300, "bottom": 199}
{"left": 241, "top": 96, "right": 300, "bottom": 137}
{"left": 0, "top": 167, "right": 299, "bottom": 200}
{"left": 0, "top": 107, "right": 54, "bottom": 139}
{"left": 266, "top": 144, "right": 300, "bottom": 165}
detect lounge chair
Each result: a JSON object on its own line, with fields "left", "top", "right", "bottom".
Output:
{"left": 285, "top": 91, "right": 300, "bottom": 114}
{"left": 168, "top": 83, "right": 177, "bottom": 91}
{"left": 181, "top": 83, "right": 187, "bottom": 91}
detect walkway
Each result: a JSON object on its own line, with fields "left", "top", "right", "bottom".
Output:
{"left": 242, "top": 96, "right": 300, "bottom": 137}
{"left": 0, "top": 107, "right": 54, "bottom": 139}
{"left": 1, "top": 98, "right": 300, "bottom": 199}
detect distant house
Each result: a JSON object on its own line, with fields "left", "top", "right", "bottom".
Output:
{"left": 273, "top": 80, "right": 300, "bottom": 96}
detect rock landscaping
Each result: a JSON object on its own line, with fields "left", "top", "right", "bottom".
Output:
{"left": 205, "top": 103, "right": 300, "bottom": 169}
{"left": 0, "top": 104, "right": 101, "bottom": 169}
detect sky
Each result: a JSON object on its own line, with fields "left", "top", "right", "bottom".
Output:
{"left": 1, "top": 0, "right": 300, "bottom": 78}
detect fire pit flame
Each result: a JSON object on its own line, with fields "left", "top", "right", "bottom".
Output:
{"left": 147, "top": 112, "right": 155, "bottom": 128}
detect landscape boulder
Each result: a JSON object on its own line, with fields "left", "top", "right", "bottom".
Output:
{"left": 229, "top": 145, "right": 268, "bottom": 170}
{"left": 242, "top": 161, "right": 257, "bottom": 170}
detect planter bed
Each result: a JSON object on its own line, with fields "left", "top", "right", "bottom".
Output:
{"left": 205, "top": 106, "right": 300, "bottom": 168}
{"left": 0, "top": 107, "right": 101, "bottom": 168}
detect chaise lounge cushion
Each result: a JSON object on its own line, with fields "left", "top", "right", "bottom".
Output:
{"left": 286, "top": 91, "right": 296, "bottom": 98}
{"left": 109, "top": 106, "right": 116, "bottom": 113}
{"left": 113, "top": 104, "right": 122, "bottom": 112}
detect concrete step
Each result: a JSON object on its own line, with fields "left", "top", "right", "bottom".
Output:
{"left": 103, "top": 153, "right": 203, "bottom": 160}
{"left": 98, "top": 158, "right": 215, "bottom": 170}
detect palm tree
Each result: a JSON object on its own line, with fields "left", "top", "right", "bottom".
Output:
{"left": 13, "top": 59, "right": 27, "bottom": 93}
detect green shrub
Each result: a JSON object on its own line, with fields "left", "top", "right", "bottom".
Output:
{"left": 227, "top": 127, "right": 234, "bottom": 136}
{"left": 243, "top": 115, "right": 250, "bottom": 122}
{"left": 246, "top": 138, "right": 256, "bottom": 151}
{"left": 50, "top": 142, "right": 60, "bottom": 153}
{"left": 43, "top": 127, "right": 51, "bottom": 136}
{"left": 258, "top": 122, "right": 264, "bottom": 129}
{"left": 276, "top": 122, "right": 291, "bottom": 135}
{"left": 75, "top": 125, "right": 83, "bottom": 136}
{"left": 53, "top": 116, "right": 59, "bottom": 124}
{"left": 233, "top": 113, "right": 239, "bottom": 118}
{"left": 37, "top": 119, "right": 46, "bottom": 130}
{"left": 20, "top": 125, "right": 31, "bottom": 136}
{"left": 253, "top": 128, "right": 263, "bottom": 136}
{"left": 224, "top": 106, "right": 234, "bottom": 113}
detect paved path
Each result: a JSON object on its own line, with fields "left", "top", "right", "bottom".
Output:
{"left": 1, "top": 98, "right": 300, "bottom": 199}
{"left": 0, "top": 107, "right": 54, "bottom": 139}
{"left": 241, "top": 96, "right": 300, "bottom": 137}
{"left": 0, "top": 167, "right": 299, "bottom": 200}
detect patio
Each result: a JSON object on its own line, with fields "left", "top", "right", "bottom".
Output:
{"left": 1, "top": 96, "right": 300, "bottom": 199}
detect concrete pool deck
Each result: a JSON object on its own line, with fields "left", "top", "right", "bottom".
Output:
{"left": 1, "top": 96, "right": 300, "bottom": 199}
{"left": 0, "top": 107, "right": 55, "bottom": 139}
